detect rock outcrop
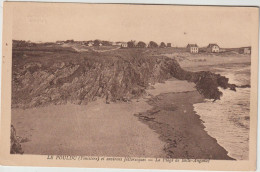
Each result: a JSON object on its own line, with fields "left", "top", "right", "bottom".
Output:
{"left": 10, "top": 125, "right": 24, "bottom": 154}
{"left": 12, "top": 49, "right": 236, "bottom": 108}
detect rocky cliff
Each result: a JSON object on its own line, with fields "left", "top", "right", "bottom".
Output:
{"left": 12, "top": 49, "right": 235, "bottom": 108}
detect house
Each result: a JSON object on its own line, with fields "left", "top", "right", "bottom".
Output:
{"left": 121, "top": 42, "right": 128, "bottom": 48}
{"left": 99, "top": 43, "right": 103, "bottom": 46}
{"left": 186, "top": 44, "right": 199, "bottom": 53}
{"left": 88, "top": 43, "right": 93, "bottom": 46}
{"left": 239, "top": 47, "right": 251, "bottom": 54}
{"left": 167, "top": 43, "right": 171, "bottom": 47}
{"left": 86, "top": 41, "right": 94, "bottom": 47}
{"left": 207, "top": 44, "right": 220, "bottom": 53}
{"left": 113, "top": 42, "right": 123, "bottom": 46}
{"left": 112, "top": 42, "right": 121, "bottom": 46}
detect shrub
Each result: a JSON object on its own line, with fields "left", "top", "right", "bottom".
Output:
{"left": 148, "top": 41, "right": 158, "bottom": 48}
{"left": 160, "top": 42, "right": 166, "bottom": 48}
{"left": 137, "top": 41, "right": 146, "bottom": 48}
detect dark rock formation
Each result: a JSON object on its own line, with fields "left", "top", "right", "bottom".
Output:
{"left": 10, "top": 125, "right": 24, "bottom": 154}
{"left": 12, "top": 49, "right": 236, "bottom": 108}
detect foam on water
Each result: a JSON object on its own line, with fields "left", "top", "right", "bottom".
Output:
{"left": 193, "top": 65, "right": 250, "bottom": 160}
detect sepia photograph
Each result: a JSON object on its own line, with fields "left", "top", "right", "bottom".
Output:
{"left": 0, "top": 2, "right": 259, "bottom": 171}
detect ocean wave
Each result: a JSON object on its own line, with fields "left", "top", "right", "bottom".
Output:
{"left": 193, "top": 65, "right": 250, "bottom": 160}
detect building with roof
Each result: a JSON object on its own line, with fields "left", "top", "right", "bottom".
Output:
{"left": 207, "top": 44, "right": 220, "bottom": 53}
{"left": 87, "top": 42, "right": 94, "bottom": 47}
{"left": 187, "top": 44, "right": 199, "bottom": 53}
{"left": 121, "top": 42, "right": 128, "bottom": 48}
{"left": 239, "top": 47, "right": 251, "bottom": 54}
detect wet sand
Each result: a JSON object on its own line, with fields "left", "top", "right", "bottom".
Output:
{"left": 136, "top": 91, "right": 233, "bottom": 159}
{"left": 137, "top": 78, "right": 233, "bottom": 159}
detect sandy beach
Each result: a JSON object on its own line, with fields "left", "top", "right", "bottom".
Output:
{"left": 12, "top": 99, "right": 165, "bottom": 157}
{"left": 5, "top": 4, "right": 257, "bottom": 171}
{"left": 11, "top": 41, "right": 250, "bottom": 159}
{"left": 12, "top": 77, "right": 232, "bottom": 159}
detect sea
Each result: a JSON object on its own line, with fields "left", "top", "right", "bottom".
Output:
{"left": 193, "top": 63, "right": 251, "bottom": 160}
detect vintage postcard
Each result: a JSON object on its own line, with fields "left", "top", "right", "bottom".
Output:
{"left": 0, "top": 2, "right": 259, "bottom": 171}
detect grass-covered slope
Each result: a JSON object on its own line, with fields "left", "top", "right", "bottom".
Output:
{"left": 12, "top": 46, "right": 236, "bottom": 108}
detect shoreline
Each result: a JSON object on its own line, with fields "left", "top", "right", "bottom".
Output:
{"left": 12, "top": 78, "right": 233, "bottom": 159}
{"left": 135, "top": 83, "right": 234, "bottom": 159}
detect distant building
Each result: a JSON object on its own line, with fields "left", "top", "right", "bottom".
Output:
{"left": 207, "top": 44, "right": 220, "bottom": 53}
{"left": 99, "top": 43, "right": 103, "bottom": 46}
{"left": 167, "top": 43, "right": 171, "bottom": 47}
{"left": 88, "top": 43, "right": 93, "bottom": 47}
{"left": 121, "top": 42, "right": 128, "bottom": 48}
{"left": 186, "top": 44, "right": 199, "bottom": 53}
{"left": 112, "top": 42, "right": 121, "bottom": 46}
{"left": 86, "top": 41, "right": 94, "bottom": 47}
{"left": 113, "top": 42, "right": 122, "bottom": 46}
{"left": 239, "top": 47, "right": 251, "bottom": 54}
{"left": 112, "top": 42, "right": 118, "bottom": 46}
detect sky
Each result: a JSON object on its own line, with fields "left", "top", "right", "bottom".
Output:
{"left": 11, "top": 3, "right": 257, "bottom": 47}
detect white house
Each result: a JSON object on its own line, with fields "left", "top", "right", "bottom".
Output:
{"left": 207, "top": 44, "right": 220, "bottom": 53}
{"left": 121, "top": 42, "right": 128, "bottom": 48}
{"left": 187, "top": 44, "right": 199, "bottom": 53}
{"left": 239, "top": 47, "right": 251, "bottom": 54}
{"left": 88, "top": 42, "right": 93, "bottom": 47}
{"left": 56, "top": 41, "right": 65, "bottom": 45}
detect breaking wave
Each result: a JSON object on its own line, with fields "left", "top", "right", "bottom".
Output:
{"left": 194, "top": 64, "right": 250, "bottom": 160}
